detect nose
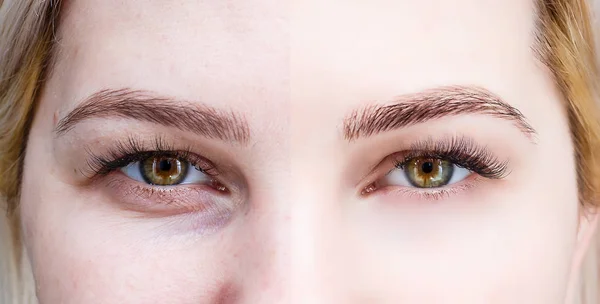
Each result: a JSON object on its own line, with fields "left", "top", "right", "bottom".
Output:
{"left": 233, "top": 198, "right": 292, "bottom": 304}
{"left": 227, "top": 170, "right": 345, "bottom": 304}
{"left": 217, "top": 155, "right": 294, "bottom": 303}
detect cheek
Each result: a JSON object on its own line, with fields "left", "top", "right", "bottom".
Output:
{"left": 21, "top": 191, "right": 236, "bottom": 303}
{"left": 340, "top": 143, "right": 578, "bottom": 302}
{"left": 343, "top": 197, "right": 577, "bottom": 302}
{"left": 19, "top": 140, "right": 236, "bottom": 303}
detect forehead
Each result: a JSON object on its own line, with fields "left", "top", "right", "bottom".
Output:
{"left": 51, "top": 0, "right": 541, "bottom": 115}
{"left": 52, "top": 0, "right": 289, "bottom": 116}
{"left": 292, "top": 0, "right": 540, "bottom": 103}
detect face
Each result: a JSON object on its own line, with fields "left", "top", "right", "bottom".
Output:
{"left": 20, "top": 0, "right": 586, "bottom": 303}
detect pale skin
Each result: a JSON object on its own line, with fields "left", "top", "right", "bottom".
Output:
{"left": 20, "top": 0, "right": 598, "bottom": 303}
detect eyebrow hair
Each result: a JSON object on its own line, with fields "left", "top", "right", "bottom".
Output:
{"left": 55, "top": 88, "right": 250, "bottom": 143}
{"left": 343, "top": 85, "right": 537, "bottom": 141}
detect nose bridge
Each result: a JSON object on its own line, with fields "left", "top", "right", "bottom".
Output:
{"left": 285, "top": 105, "right": 347, "bottom": 301}
{"left": 289, "top": 155, "right": 345, "bottom": 303}
{"left": 239, "top": 161, "right": 343, "bottom": 303}
{"left": 233, "top": 157, "right": 292, "bottom": 303}
{"left": 237, "top": 123, "right": 345, "bottom": 303}
{"left": 234, "top": 193, "right": 290, "bottom": 303}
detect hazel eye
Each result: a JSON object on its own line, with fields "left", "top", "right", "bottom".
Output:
{"left": 121, "top": 156, "right": 210, "bottom": 186}
{"left": 384, "top": 157, "right": 471, "bottom": 188}
{"left": 142, "top": 157, "right": 187, "bottom": 185}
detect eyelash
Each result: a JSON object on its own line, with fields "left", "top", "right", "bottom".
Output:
{"left": 85, "top": 136, "right": 506, "bottom": 201}
{"left": 84, "top": 136, "right": 219, "bottom": 178}
{"left": 394, "top": 136, "right": 509, "bottom": 179}
{"left": 363, "top": 136, "right": 509, "bottom": 199}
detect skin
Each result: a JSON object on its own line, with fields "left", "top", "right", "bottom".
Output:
{"left": 19, "top": 0, "right": 597, "bottom": 303}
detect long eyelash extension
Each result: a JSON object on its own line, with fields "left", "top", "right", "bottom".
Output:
{"left": 396, "top": 136, "right": 510, "bottom": 179}
{"left": 83, "top": 136, "right": 218, "bottom": 178}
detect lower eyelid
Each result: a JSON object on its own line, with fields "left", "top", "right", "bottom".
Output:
{"left": 382, "top": 183, "right": 475, "bottom": 201}
{"left": 102, "top": 174, "right": 235, "bottom": 216}
{"left": 368, "top": 174, "right": 482, "bottom": 201}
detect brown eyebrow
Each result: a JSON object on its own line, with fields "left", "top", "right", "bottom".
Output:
{"left": 55, "top": 88, "right": 250, "bottom": 143}
{"left": 343, "top": 85, "right": 537, "bottom": 141}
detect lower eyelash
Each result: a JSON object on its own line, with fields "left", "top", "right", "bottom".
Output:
{"left": 375, "top": 178, "right": 478, "bottom": 201}
{"left": 102, "top": 176, "right": 236, "bottom": 223}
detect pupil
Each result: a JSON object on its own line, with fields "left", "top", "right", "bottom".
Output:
{"left": 158, "top": 159, "right": 173, "bottom": 172}
{"left": 421, "top": 161, "right": 434, "bottom": 174}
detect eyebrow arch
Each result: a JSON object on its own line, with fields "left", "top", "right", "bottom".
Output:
{"left": 343, "top": 85, "right": 537, "bottom": 141}
{"left": 55, "top": 88, "right": 250, "bottom": 144}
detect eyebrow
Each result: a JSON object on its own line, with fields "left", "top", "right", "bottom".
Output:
{"left": 343, "top": 85, "right": 537, "bottom": 141}
{"left": 55, "top": 88, "right": 250, "bottom": 143}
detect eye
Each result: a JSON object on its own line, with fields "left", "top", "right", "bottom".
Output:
{"left": 121, "top": 156, "right": 211, "bottom": 186}
{"left": 384, "top": 156, "right": 471, "bottom": 188}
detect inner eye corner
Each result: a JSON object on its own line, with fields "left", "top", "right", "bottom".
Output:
{"left": 361, "top": 181, "right": 378, "bottom": 196}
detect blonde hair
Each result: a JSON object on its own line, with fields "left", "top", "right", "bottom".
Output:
{"left": 535, "top": 1, "right": 600, "bottom": 302}
{"left": 0, "top": 1, "right": 62, "bottom": 303}
{"left": 0, "top": 0, "right": 598, "bottom": 303}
